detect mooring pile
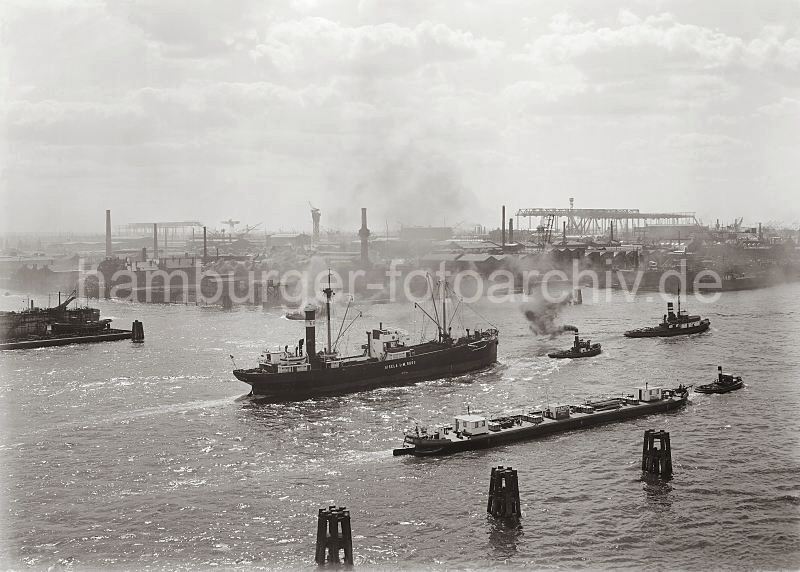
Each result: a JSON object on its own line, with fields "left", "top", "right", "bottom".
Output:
{"left": 487, "top": 465, "right": 522, "bottom": 519}
{"left": 314, "top": 505, "right": 353, "bottom": 565}
{"left": 641, "top": 429, "right": 673, "bottom": 478}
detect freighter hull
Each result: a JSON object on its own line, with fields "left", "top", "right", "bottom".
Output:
{"left": 234, "top": 338, "right": 498, "bottom": 400}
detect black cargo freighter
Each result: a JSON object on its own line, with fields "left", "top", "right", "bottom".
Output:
{"left": 233, "top": 274, "right": 498, "bottom": 400}
{"left": 394, "top": 384, "right": 689, "bottom": 457}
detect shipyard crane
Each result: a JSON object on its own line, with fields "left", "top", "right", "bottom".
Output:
{"left": 532, "top": 214, "right": 555, "bottom": 250}
{"left": 236, "top": 223, "right": 262, "bottom": 237}
{"left": 221, "top": 219, "right": 240, "bottom": 232}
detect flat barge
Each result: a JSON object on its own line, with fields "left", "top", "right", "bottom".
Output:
{"left": 1, "top": 329, "right": 132, "bottom": 350}
{"left": 394, "top": 385, "right": 688, "bottom": 457}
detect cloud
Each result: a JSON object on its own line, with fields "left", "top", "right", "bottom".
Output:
{"left": 527, "top": 10, "right": 800, "bottom": 76}
{"left": 251, "top": 18, "right": 502, "bottom": 76}
{"left": 756, "top": 97, "right": 800, "bottom": 117}
{"left": 666, "top": 132, "right": 747, "bottom": 149}
{"left": 2, "top": 0, "right": 799, "bottom": 232}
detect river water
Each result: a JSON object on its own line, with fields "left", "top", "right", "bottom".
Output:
{"left": 1, "top": 285, "right": 799, "bottom": 569}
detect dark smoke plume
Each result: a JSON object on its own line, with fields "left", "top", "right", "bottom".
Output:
{"left": 523, "top": 298, "right": 576, "bottom": 338}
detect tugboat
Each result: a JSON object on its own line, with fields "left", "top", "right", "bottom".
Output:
{"left": 695, "top": 366, "right": 743, "bottom": 394}
{"left": 624, "top": 289, "right": 710, "bottom": 338}
{"left": 233, "top": 273, "right": 499, "bottom": 400}
{"left": 548, "top": 331, "right": 601, "bottom": 359}
{"left": 285, "top": 304, "right": 324, "bottom": 320}
{"left": 394, "top": 384, "right": 689, "bottom": 457}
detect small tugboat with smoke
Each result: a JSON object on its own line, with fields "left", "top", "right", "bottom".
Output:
{"left": 624, "top": 290, "right": 710, "bottom": 338}
{"left": 695, "top": 366, "right": 743, "bottom": 394}
{"left": 285, "top": 304, "right": 326, "bottom": 320}
{"left": 548, "top": 330, "right": 602, "bottom": 359}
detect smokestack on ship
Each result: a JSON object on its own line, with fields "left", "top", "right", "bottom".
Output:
{"left": 508, "top": 218, "right": 514, "bottom": 243}
{"left": 305, "top": 304, "right": 317, "bottom": 363}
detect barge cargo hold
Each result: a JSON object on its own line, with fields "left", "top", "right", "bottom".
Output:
{"left": 394, "top": 385, "right": 688, "bottom": 457}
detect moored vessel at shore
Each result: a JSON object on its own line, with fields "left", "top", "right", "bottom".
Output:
{"left": 394, "top": 384, "right": 689, "bottom": 457}
{"left": 233, "top": 273, "right": 499, "bottom": 400}
{"left": 624, "top": 291, "right": 710, "bottom": 338}
{"left": 0, "top": 291, "right": 132, "bottom": 350}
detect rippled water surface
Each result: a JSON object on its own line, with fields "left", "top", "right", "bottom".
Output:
{"left": 1, "top": 285, "right": 799, "bottom": 569}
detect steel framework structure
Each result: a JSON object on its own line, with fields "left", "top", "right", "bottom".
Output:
{"left": 515, "top": 208, "right": 698, "bottom": 236}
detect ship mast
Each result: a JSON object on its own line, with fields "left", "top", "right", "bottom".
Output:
{"left": 441, "top": 279, "right": 447, "bottom": 341}
{"left": 323, "top": 269, "right": 334, "bottom": 354}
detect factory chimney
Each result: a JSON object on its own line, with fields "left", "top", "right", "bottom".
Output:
{"left": 153, "top": 223, "right": 158, "bottom": 261}
{"left": 358, "top": 208, "right": 370, "bottom": 266}
{"left": 508, "top": 218, "right": 514, "bottom": 243}
{"left": 758, "top": 222, "right": 762, "bottom": 242}
{"left": 311, "top": 207, "right": 321, "bottom": 244}
{"left": 203, "top": 226, "right": 208, "bottom": 263}
{"left": 501, "top": 205, "right": 506, "bottom": 248}
{"left": 105, "top": 209, "right": 112, "bottom": 258}
{"left": 562, "top": 221, "right": 566, "bottom": 244}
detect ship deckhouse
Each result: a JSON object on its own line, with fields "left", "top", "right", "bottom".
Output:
{"left": 367, "top": 326, "right": 412, "bottom": 361}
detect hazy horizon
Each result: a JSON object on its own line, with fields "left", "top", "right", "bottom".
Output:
{"left": 2, "top": 0, "right": 799, "bottom": 234}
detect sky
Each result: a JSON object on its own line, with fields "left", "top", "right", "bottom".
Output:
{"left": 1, "top": 0, "right": 799, "bottom": 235}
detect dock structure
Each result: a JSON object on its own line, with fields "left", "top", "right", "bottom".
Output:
{"left": 314, "top": 506, "right": 354, "bottom": 565}
{"left": 641, "top": 429, "right": 673, "bottom": 478}
{"left": 487, "top": 466, "right": 521, "bottom": 519}
{"left": 515, "top": 207, "right": 698, "bottom": 237}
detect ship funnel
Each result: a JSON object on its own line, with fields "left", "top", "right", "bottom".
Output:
{"left": 718, "top": 365, "right": 722, "bottom": 382}
{"left": 304, "top": 304, "right": 317, "bottom": 362}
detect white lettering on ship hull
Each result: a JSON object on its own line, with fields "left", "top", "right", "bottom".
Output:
{"left": 385, "top": 360, "right": 416, "bottom": 370}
